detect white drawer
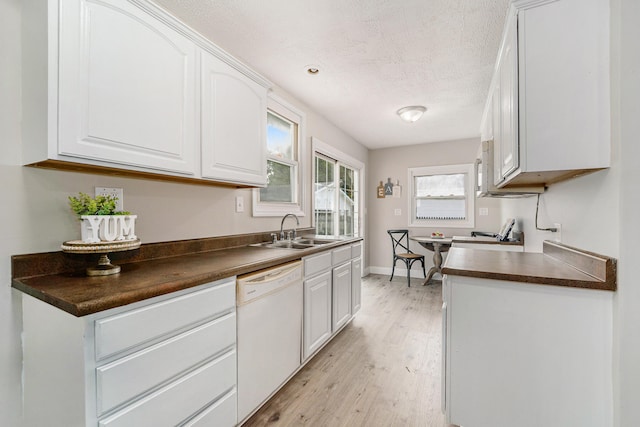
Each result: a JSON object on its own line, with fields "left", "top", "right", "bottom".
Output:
{"left": 351, "top": 242, "right": 362, "bottom": 259}
{"left": 304, "top": 251, "right": 332, "bottom": 277}
{"left": 95, "top": 278, "right": 235, "bottom": 360}
{"left": 182, "top": 388, "right": 237, "bottom": 427}
{"left": 99, "top": 349, "right": 236, "bottom": 427}
{"left": 332, "top": 245, "right": 352, "bottom": 266}
{"left": 97, "top": 312, "right": 236, "bottom": 415}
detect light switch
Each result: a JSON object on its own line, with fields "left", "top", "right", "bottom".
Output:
{"left": 394, "top": 208, "right": 401, "bottom": 216}
{"left": 236, "top": 196, "right": 244, "bottom": 213}
{"left": 479, "top": 207, "right": 489, "bottom": 216}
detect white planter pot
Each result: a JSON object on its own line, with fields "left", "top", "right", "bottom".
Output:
{"left": 80, "top": 215, "right": 137, "bottom": 243}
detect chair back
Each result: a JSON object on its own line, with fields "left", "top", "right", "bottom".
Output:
{"left": 387, "top": 229, "right": 413, "bottom": 255}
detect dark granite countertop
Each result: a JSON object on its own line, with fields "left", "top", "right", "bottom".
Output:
{"left": 442, "top": 241, "right": 616, "bottom": 291}
{"left": 12, "top": 231, "right": 362, "bottom": 317}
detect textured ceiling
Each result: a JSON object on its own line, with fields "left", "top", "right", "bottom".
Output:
{"left": 154, "top": 0, "right": 511, "bottom": 149}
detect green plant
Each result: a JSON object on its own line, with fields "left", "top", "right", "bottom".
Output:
{"left": 68, "top": 192, "right": 131, "bottom": 218}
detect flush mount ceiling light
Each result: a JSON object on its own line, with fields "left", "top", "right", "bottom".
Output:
{"left": 397, "top": 106, "right": 427, "bottom": 122}
{"left": 305, "top": 64, "right": 320, "bottom": 75}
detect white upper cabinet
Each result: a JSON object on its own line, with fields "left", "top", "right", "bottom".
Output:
{"left": 57, "top": 0, "right": 197, "bottom": 175}
{"left": 22, "top": 0, "right": 271, "bottom": 186}
{"left": 497, "top": 13, "right": 519, "bottom": 181}
{"left": 201, "top": 51, "right": 267, "bottom": 186}
{"left": 486, "top": 0, "right": 610, "bottom": 188}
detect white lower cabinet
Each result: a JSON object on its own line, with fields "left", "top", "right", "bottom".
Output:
{"left": 332, "top": 262, "right": 352, "bottom": 331}
{"left": 351, "top": 257, "right": 362, "bottom": 315}
{"left": 442, "top": 274, "right": 613, "bottom": 427}
{"left": 302, "top": 242, "right": 362, "bottom": 361}
{"left": 303, "top": 271, "right": 333, "bottom": 360}
{"left": 22, "top": 278, "right": 237, "bottom": 427}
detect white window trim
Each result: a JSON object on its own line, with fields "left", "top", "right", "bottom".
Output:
{"left": 408, "top": 163, "right": 475, "bottom": 228}
{"left": 312, "top": 137, "right": 365, "bottom": 237}
{"left": 253, "top": 94, "right": 306, "bottom": 217}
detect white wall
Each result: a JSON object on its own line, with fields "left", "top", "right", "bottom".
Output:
{"left": 499, "top": 167, "right": 619, "bottom": 255}
{"left": 368, "top": 138, "right": 503, "bottom": 275}
{"left": 0, "top": 1, "right": 368, "bottom": 424}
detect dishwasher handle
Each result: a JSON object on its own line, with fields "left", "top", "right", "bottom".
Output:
{"left": 236, "top": 261, "right": 303, "bottom": 305}
{"left": 241, "top": 262, "right": 301, "bottom": 284}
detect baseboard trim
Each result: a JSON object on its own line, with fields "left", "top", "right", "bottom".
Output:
{"left": 369, "top": 266, "right": 427, "bottom": 279}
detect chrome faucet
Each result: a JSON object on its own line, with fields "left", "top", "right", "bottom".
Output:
{"left": 280, "top": 213, "right": 299, "bottom": 240}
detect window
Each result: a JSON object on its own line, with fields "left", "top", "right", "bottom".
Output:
{"left": 408, "top": 164, "right": 475, "bottom": 228}
{"left": 253, "top": 95, "right": 305, "bottom": 217}
{"left": 313, "top": 138, "right": 362, "bottom": 237}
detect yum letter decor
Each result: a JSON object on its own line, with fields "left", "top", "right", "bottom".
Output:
{"left": 80, "top": 215, "right": 138, "bottom": 243}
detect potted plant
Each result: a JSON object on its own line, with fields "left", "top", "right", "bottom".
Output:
{"left": 68, "top": 192, "right": 137, "bottom": 243}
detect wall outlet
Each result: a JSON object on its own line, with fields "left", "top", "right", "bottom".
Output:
{"left": 553, "top": 223, "right": 562, "bottom": 242}
{"left": 394, "top": 208, "right": 401, "bottom": 216}
{"left": 479, "top": 207, "right": 489, "bottom": 216}
{"left": 95, "top": 187, "right": 124, "bottom": 211}
{"left": 235, "top": 196, "right": 244, "bottom": 213}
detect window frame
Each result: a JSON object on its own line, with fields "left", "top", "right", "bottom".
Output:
{"left": 252, "top": 94, "right": 306, "bottom": 217}
{"left": 408, "top": 163, "right": 475, "bottom": 228}
{"left": 312, "top": 137, "right": 364, "bottom": 237}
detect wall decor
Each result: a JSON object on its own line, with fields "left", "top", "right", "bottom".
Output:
{"left": 393, "top": 179, "right": 402, "bottom": 198}
{"left": 384, "top": 178, "right": 394, "bottom": 196}
{"left": 377, "top": 181, "right": 385, "bottom": 198}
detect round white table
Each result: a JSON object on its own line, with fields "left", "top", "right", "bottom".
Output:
{"left": 410, "top": 236, "right": 453, "bottom": 285}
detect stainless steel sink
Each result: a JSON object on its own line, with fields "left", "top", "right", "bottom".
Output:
{"left": 250, "top": 238, "right": 335, "bottom": 249}
{"left": 292, "top": 238, "right": 333, "bottom": 245}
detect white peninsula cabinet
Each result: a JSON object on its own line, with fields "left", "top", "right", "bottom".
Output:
{"left": 485, "top": 0, "right": 610, "bottom": 188}
{"left": 442, "top": 274, "right": 613, "bottom": 427}
{"left": 302, "top": 242, "right": 362, "bottom": 361}
{"left": 22, "top": 0, "right": 270, "bottom": 186}
{"left": 22, "top": 278, "right": 238, "bottom": 427}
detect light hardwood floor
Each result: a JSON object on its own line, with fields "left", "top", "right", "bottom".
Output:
{"left": 243, "top": 274, "right": 451, "bottom": 427}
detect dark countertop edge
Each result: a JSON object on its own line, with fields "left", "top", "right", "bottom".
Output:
{"left": 441, "top": 266, "right": 614, "bottom": 291}
{"left": 451, "top": 231, "right": 524, "bottom": 246}
{"left": 442, "top": 242, "right": 616, "bottom": 292}
{"left": 12, "top": 236, "right": 363, "bottom": 317}
{"left": 451, "top": 237, "right": 524, "bottom": 246}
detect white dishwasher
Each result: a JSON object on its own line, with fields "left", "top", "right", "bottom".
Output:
{"left": 236, "top": 260, "right": 303, "bottom": 423}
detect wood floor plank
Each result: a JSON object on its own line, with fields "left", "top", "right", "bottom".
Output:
{"left": 242, "top": 274, "right": 454, "bottom": 427}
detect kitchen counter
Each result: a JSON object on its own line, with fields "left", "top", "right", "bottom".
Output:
{"left": 442, "top": 240, "right": 616, "bottom": 291}
{"left": 451, "top": 234, "right": 523, "bottom": 247}
{"left": 12, "top": 232, "right": 362, "bottom": 316}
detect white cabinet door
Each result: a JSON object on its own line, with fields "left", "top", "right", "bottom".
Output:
{"left": 445, "top": 275, "right": 613, "bottom": 427}
{"left": 498, "top": 12, "right": 519, "bottom": 181}
{"left": 303, "top": 271, "right": 332, "bottom": 360}
{"left": 57, "top": 0, "right": 197, "bottom": 175}
{"left": 332, "top": 262, "right": 352, "bottom": 332}
{"left": 201, "top": 50, "right": 267, "bottom": 186}
{"left": 491, "top": 84, "right": 503, "bottom": 186}
{"left": 351, "top": 258, "right": 362, "bottom": 315}
{"left": 517, "top": 0, "right": 610, "bottom": 173}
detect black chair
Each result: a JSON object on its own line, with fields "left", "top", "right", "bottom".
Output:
{"left": 387, "top": 229, "right": 426, "bottom": 287}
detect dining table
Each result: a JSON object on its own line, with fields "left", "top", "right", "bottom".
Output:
{"left": 410, "top": 236, "right": 453, "bottom": 285}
